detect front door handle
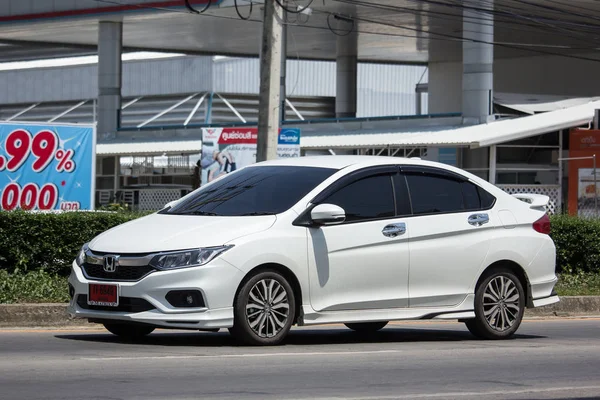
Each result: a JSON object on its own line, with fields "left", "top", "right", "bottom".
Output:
{"left": 468, "top": 213, "right": 489, "bottom": 227}
{"left": 382, "top": 223, "right": 406, "bottom": 238}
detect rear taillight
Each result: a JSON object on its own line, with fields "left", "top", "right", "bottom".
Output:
{"left": 533, "top": 214, "right": 551, "bottom": 234}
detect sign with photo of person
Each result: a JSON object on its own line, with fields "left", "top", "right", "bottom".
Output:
{"left": 200, "top": 127, "right": 301, "bottom": 186}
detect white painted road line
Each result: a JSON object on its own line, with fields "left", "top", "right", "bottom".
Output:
{"left": 287, "top": 386, "right": 600, "bottom": 400}
{"left": 82, "top": 349, "right": 402, "bottom": 361}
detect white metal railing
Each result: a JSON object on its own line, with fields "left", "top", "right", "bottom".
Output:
{"left": 138, "top": 189, "right": 182, "bottom": 211}
{"left": 98, "top": 189, "right": 184, "bottom": 211}
{"left": 97, "top": 190, "right": 113, "bottom": 206}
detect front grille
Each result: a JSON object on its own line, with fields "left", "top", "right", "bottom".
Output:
{"left": 77, "top": 294, "right": 156, "bottom": 313}
{"left": 82, "top": 263, "right": 155, "bottom": 281}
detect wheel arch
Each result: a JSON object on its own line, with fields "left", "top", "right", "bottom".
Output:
{"left": 477, "top": 260, "right": 533, "bottom": 308}
{"left": 234, "top": 263, "right": 304, "bottom": 324}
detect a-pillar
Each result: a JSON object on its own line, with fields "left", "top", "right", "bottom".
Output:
{"left": 462, "top": 0, "right": 494, "bottom": 179}
{"left": 336, "top": 30, "right": 358, "bottom": 119}
{"left": 97, "top": 21, "right": 123, "bottom": 140}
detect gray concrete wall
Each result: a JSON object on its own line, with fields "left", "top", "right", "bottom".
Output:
{"left": 428, "top": 61, "right": 462, "bottom": 114}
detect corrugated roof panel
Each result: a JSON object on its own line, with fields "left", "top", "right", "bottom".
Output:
{"left": 212, "top": 58, "right": 260, "bottom": 94}
{"left": 301, "top": 100, "right": 600, "bottom": 150}
{"left": 357, "top": 63, "right": 427, "bottom": 117}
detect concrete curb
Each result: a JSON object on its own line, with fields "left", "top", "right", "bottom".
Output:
{"left": 0, "top": 304, "right": 86, "bottom": 328}
{"left": 0, "top": 297, "right": 599, "bottom": 328}
{"left": 525, "top": 296, "right": 600, "bottom": 317}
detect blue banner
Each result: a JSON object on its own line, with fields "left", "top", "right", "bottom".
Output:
{"left": 278, "top": 128, "right": 301, "bottom": 145}
{"left": 0, "top": 123, "right": 95, "bottom": 211}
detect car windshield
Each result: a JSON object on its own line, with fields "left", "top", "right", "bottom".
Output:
{"left": 163, "top": 165, "right": 337, "bottom": 216}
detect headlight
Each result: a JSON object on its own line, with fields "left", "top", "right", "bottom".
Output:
{"left": 75, "top": 243, "right": 89, "bottom": 266}
{"left": 149, "top": 246, "right": 233, "bottom": 270}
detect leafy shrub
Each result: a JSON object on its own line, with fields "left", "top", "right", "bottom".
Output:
{"left": 0, "top": 270, "right": 69, "bottom": 303}
{"left": 0, "top": 211, "right": 146, "bottom": 276}
{"left": 550, "top": 214, "right": 600, "bottom": 274}
{"left": 97, "top": 202, "right": 132, "bottom": 212}
{"left": 0, "top": 210, "right": 598, "bottom": 277}
{"left": 555, "top": 271, "right": 600, "bottom": 296}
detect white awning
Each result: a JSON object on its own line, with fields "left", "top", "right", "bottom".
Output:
{"left": 494, "top": 92, "right": 600, "bottom": 114}
{"left": 97, "top": 140, "right": 202, "bottom": 156}
{"left": 301, "top": 99, "right": 600, "bottom": 150}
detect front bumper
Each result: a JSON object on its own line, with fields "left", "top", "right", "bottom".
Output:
{"left": 67, "top": 258, "right": 245, "bottom": 329}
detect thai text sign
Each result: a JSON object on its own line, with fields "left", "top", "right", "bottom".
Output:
{"left": 200, "top": 127, "right": 301, "bottom": 185}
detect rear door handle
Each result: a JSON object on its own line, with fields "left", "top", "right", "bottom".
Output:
{"left": 468, "top": 213, "right": 489, "bottom": 226}
{"left": 382, "top": 223, "right": 406, "bottom": 238}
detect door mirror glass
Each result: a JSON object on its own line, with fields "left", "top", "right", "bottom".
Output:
{"left": 311, "top": 203, "right": 346, "bottom": 225}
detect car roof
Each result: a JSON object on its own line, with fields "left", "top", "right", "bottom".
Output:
{"left": 251, "top": 155, "right": 498, "bottom": 192}
{"left": 252, "top": 155, "right": 434, "bottom": 170}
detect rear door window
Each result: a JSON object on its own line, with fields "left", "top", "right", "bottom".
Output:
{"left": 405, "top": 173, "right": 464, "bottom": 215}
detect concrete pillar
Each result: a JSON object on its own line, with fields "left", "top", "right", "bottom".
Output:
{"left": 462, "top": 0, "right": 494, "bottom": 124}
{"left": 462, "top": 0, "right": 493, "bottom": 178}
{"left": 335, "top": 31, "right": 358, "bottom": 119}
{"left": 97, "top": 21, "right": 123, "bottom": 139}
{"left": 428, "top": 61, "right": 461, "bottom": 114}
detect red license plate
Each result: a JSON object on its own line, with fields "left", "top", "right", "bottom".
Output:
{"left": 88, "top": 284, "right": 119, "bottom": 307}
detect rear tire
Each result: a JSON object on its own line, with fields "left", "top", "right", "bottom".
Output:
{"left": 230, "top": 270, "right": 296, "bottom": 346}
{"left": 345, "top": 321, "right": 388, "bottom": 333}
{"left": 103, "top": 323, "right": 155, "bottom": 340}
{"left": 465, "top": 268, "right": 525, "bottom": 340}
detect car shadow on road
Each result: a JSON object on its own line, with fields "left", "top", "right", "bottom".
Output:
{"left": 54, "top": 326, "right": 545, "bottom": 347}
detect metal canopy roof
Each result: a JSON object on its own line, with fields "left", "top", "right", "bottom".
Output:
{"left": 0, "top": 0, "right": 599, "bottom": 63}
{"left": 494, "top": 93, "right": 600, "bottom": 115}
{"left": 301, "top": 100, "right": 600, "bottom": 150}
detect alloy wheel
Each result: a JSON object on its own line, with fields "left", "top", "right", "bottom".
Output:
{"left": 245, "top": 278, "right": 290, "bottom": 338}
{"left": 483, "top": 276, "right": 521, "bottom": 332}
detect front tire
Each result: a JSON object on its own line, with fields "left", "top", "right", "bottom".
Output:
{"left": 345, "top": 321, "right": 388, "bottom": 333}
{"left": 465, "top": 268, "right": 525, "bottom": 340}
{"left": 230, "top": 270, "right": 296, "bottom": 346}
{"left": 103, "top": 323, "right": 155, "bottom": 340}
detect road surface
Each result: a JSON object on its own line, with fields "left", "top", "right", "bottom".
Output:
{"left": 1, "top": 318, "right": 599, "bottom": 400}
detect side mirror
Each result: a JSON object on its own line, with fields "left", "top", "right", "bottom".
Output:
{"left": 310, "top": 203, "right": 346, "bottom": 226}
{"left": 164, "top": 200, "right": 178, "bottom": 209}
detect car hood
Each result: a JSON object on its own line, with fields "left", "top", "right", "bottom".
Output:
{"left": 89, "top": 213, "right": 277, "bottom": 254}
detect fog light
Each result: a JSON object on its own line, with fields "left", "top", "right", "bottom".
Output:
{"left": 165, "top": 290, "right": 205, "bottom": 308}
{"left": 68, "top": 283, "right": 75, "bottom": 299}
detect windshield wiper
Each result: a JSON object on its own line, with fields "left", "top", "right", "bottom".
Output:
{"left": 238, "top": 212, "right": 275, "bottom": 216}
{"left": 187, "top": 211, "right": 220, "bottom": 216}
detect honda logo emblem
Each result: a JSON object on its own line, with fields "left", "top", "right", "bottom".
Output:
{"left": 103, "top": 255, "right": 119, "bottom": 273}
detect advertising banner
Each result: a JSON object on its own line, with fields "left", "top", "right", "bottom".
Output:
{"left": 0, "top": 123, "right": 95, "bottom": 211}
{"left": 568, "top": 128, "right": 600, "bottom": 216}
{"left": 200, "top": 127, "right": 300, "bottom": 185}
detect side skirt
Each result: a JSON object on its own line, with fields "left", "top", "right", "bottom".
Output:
{"left": 299, "top": 294, "right": 476, "bottom": 326}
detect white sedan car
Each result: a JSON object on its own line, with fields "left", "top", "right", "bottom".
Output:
{"left": 67, "top": 156, "right": 559, "bottom": 345}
